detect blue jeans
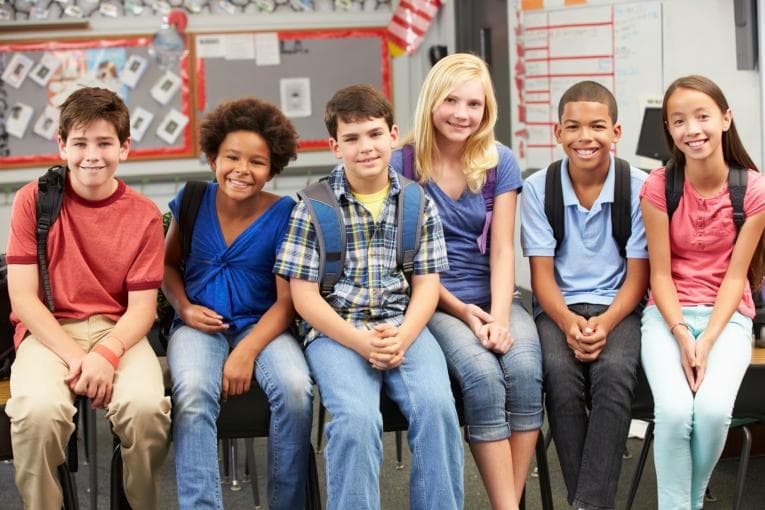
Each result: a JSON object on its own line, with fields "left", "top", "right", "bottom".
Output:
{"left": 538, "top": 303, "right": 641, "bottom": 510}
{"left": 427, "top": 300, "right": 543, "bottom": 442}
{"left": 641, "top": 305, "right": 752, "bottom": 510}
{"left": 305, "top": 328, "right": 464, "bottom": 510}
{"left": 168, "top": 326, "right": 313, "bottom": 510}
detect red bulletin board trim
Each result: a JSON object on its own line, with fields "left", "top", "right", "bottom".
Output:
{"left": 0, "top": 35, "right": 194, "bottom": 168}
{"left": 194, "top": 28, "right": 390, "bottom": 151}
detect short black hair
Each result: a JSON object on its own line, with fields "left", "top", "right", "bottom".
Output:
{"left": 558, "top": 81, "right": 618, "bottom": 123}
{"left": 199, "top": 97, "right": 298, "bottom": 177}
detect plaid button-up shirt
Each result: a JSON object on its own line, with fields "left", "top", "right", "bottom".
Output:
{"left": 274, "top": 164, "right": 448, "bottom": 344}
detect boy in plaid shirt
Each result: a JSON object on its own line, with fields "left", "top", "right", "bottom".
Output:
{"left": 274, "top": 85, "right": 463, "bottom": 510}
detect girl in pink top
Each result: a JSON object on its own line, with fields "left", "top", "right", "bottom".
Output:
{"left": 639, "top": 75, "right": 765, "bottom": 509}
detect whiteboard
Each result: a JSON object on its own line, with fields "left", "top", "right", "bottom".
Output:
{"left": 510, "top": 1, "right": 663, "bottom": 170}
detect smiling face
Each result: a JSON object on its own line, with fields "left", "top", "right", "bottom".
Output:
{"left": 329, "top": 116, "right": 399, "bottom": 194}
{"left": 664, "top": 87, "right": 731, "bottom": 166}
{"left": 431, "top": 78, "right": 486, "bottom": 148}
{"left": 210, "top": 130, "right": 272, "bottom": 202}
{"left": 57, "top": 118, "right": 129, "bottom": 200}
{"left": 554, "top": 100, "right": 621, "bottom": 174}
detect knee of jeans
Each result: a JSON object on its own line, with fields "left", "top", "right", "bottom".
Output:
{"left": 172, "top": 372, "right": 220, "bottom": 415}
{"left": 692, "top": 398, "right": 732, "bottom": 431}
{"left": 329, "top": 407, "right": 383, "bottom": 446}
{"left": 275, "top": 369, "right": 314, "bottom": 415}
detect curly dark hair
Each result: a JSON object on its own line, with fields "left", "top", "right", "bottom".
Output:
{"left": 199, "top": 97, "right": 298, "bottom": 177}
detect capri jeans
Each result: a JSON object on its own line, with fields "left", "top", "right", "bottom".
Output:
{"left": 427, "top": 299, "right": 544, "bottom": 443}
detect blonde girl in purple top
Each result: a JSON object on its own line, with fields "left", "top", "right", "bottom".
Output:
{"left": 640, "top": 75, "right": 765, "bottom": 509}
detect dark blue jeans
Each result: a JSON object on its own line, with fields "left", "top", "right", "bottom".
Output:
{"left": 537, "top": 303, "right": 640, "bottom": 510}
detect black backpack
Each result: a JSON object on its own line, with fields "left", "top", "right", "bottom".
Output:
{"left": 0, "top": 166, "right": 67, "bottom": 379}
{"left": 544, "top": 157, "right": 632, "bottom": 257}
{"left": 156, "top": 181, "right": 208, "bottom": 348}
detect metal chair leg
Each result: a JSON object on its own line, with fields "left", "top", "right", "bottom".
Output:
{"left": 229, "top": 438, "right": 242, "bottom": 491}
{"left": 626, "top": 421, "right": 655, "bottom": 510}
{"left": 395, "top": 430, "right": 404, "bottom": 470}
{"left": 58, "top": 462, "right": 79, "bottom": 510}
{"left": 244, "top": 438, "right": 260, "bottom": 508}
{"left": 220, "top": 439, "right": 231, "bottom": 484}
{"left": 316, "top": 404, "right": 326, "bottom": 453}
{"left": 733, "top": 425, "right": 752, "bottom": 510}
{"left": 535, "top": 430, "right": 554, "bottom": 510}
{"left": 110, "top": 443, "right": 131, "bottom": 510}
{"left": 85, "top": 404, "right": 98, "bottom": 510}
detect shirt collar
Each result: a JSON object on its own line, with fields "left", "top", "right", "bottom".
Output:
{"left": 560, "top": 154, "right": 616, "bottom": 208}
{"left": 328, "top": 163, "right": 402, "bottom": 202}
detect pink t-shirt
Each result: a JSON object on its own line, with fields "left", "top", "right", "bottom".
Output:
{"left": 6, "top": 175, "right": 165, "bottom": 348}
{"left": 640, "top": 166, "right": 765, "bottom": 318}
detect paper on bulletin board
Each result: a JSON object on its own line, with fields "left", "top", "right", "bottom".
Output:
{"left": 255, "top": 33, "right": 280, "bottom": 66}
{"left": 2, "top": 53, "right": 34, "bottom": 89}
{"left": 196, "top": 36, "right": 225, "bottom": 58}
{"left": 280, "top": 77, "right": 311, "bottom": 118}
{"left": 223, "top": 34, "right": 255, "bottom": 60}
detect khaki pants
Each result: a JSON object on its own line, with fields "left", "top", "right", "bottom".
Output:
{"left": 5, "top": 315, "right": 171, "bottom": 510}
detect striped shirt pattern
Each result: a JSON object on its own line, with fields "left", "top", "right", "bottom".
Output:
{"left": 274, "top": 164, "right": 448, "bottom": 344}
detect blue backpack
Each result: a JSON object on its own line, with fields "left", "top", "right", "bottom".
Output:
{"left": 297, "top": 174, "right": 426, "bottom": 296}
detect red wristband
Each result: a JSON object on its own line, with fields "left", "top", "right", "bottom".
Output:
{"left": 92, "top": 344, "right": 119, "bottom": 370}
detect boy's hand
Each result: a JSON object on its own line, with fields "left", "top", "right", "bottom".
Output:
{"left": 70, "top": 352, "right": 115, "bottom": 408}
{"left": 221, "top": 347, "right": 257, "bottom": 400}
{"left": 180, "top": 304, "right": 229, "bottom": 333}
{"left": 574, "top": 315, "right": 612, "bottom": 362}
{"left": 368, "top": 324, "right": 405, "bottom": 370}
{"left": 460, "top": 304, "right": 494, "bottom": 339}
{"left": 480, "top": 322, "right": 514, "bottom": 354}
{"left": 565, "top": 313, "right": 589, "bottom": 358}
{"left": 63, "top": 350, "right": 87, "bottom": 389}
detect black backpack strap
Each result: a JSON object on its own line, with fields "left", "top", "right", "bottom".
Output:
{"left": 178, "top": 181, "right": 208, "bottom": 262}
{"left": 395, "top": 175, "right": 425, "bottom": 279}
{"left": 665, "top": 160, "right": 684, "bottom": 225}
{"left": 728, "top": 166, "right": 747, "bottom": 238}
{"left": 612, "top": 158, "right": 633, "bottom": 258}
{"left": 298, "top": 179, "right": 345, "bottom": 296}
{"left": 544, "top": 160, "right": 565, "bottom": 254}
{"left": 36, "top": 165, "right": 67, "bottom": 312}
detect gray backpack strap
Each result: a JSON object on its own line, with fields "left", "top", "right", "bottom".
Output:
{"left": 297, "top": 179, "right": 345, "bottom": 296}
{"left": 395, "top": 174, "right": 426, "bottom": 279}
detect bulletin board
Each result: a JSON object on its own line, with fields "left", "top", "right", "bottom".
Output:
{"left": 510, "top": 1, "right": 663, "bottom": 169}
{"left": 194, "top": 27, "right": 391, "bottom": 150}
{"left": 0, "top": 35, "right": 194, "bottom": 169}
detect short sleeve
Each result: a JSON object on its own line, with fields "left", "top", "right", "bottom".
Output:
{"left": 639, "top": 167, "right": 668, "bottom": 212}
{"left": 744, "top": 169, "right": 765, "bottom": 217}
{"left": 273, "top": 201, "right": 321, "bottom": 281}
{"left": 6, "top": 182, "right": 40, "bottom": 265}
{"left": 413, "top": 194, "right": 449, "bottom": 275}
{"left": 494, "top": 143, "right": 523, "bottom": 196}
{"left": 126, "top": 210, "right": 165, "bottom": 291}
{"left": 520, "top": 171, "right": 556, "bottom": 257}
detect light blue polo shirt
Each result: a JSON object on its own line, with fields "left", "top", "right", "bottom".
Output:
{"left": 520, "top": 155, "right": 648, "bottom": 315}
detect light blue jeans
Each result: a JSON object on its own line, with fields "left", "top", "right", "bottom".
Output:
{"left": 305, "top": 328, "right": 464, "bottom": 510}
{"left": 641, "top": 305, "right": 752, "bottom": 509}
{"left": 168, "top": 326, "right": 313, "bottom": 510}
{"left": 427, "top": 300, "right": 544, "bottom": 442}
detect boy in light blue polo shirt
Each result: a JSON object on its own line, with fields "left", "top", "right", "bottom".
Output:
{"left": 520, "top": 81, "right": 648, "bottom": 510}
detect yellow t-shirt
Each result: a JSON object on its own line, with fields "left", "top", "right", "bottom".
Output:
{"left": 352, "top": 184, "right": 390, "bottom": 222}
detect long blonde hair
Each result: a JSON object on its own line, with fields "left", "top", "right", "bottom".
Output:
{"left": 404, "top": 53, "right": 499, "bottom": 193}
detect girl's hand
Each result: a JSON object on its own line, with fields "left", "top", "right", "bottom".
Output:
{"left": 460, "top": 304, "right": 494, "bottom": 339}
{"left": 679, "top": 335, "right": 698, "bottom": 391}
{"left": 481, "top": 322, "right": 514, "bottom": 354}
{"left": 692, "top": 337, "right": 713, "bottom": 392}
{"left": 180, "top": 304, "right": 229, "bottom": 333}
{"left": 221, "top": 347, "right": 256, "bottom": 400}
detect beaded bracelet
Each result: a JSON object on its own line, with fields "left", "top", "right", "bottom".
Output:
{"left": 669, "top": 321, "right": 689, "bottom": 335}
{"left": 92, "top": 344, "right": 119, "bottom": 370}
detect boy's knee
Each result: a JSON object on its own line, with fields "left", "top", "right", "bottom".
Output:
{"left": 331, "top": 407, "right": 382, "bottom": 444}
{"left": 8, "top": 395, "right": 75, "bottom": 435}
{"left": 277, "top": 369, "right": 313, "bottom": 413}
{"left": 115, "top": 392, "right": 171, "bottom": 429}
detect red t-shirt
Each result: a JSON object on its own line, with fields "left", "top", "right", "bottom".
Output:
{"left": 640, "top": 167, "right": 765, "bottom": 318}
{"left": 6, "top": 175, "right": 164, "bottom": 348}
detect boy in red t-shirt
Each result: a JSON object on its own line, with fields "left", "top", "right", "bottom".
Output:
{"left": 4, "top": 87, "right": 170, "bottom": 509}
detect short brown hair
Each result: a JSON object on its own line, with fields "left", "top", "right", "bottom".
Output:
{"left": 324, "top": 84, "right": 394, "bottom": 139}
{"left": 58, "top": 87, "right": 130, "bottom": 143}
{"left": 558, "top": 81, "right": 618, "bottom": 123}
{"left": 199, "top": 97, "right": 298, "bottom": 177}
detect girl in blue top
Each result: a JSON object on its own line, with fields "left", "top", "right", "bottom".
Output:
{"left": 391, "top": 53, "right": 543, "bottom": 509}
{"left": 162, "top": 98, "right": 313, "bottom": 510}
